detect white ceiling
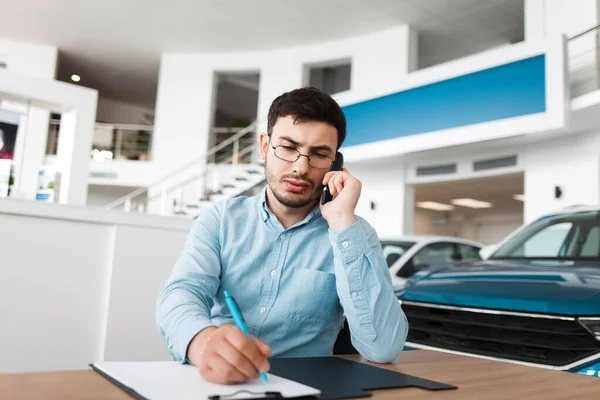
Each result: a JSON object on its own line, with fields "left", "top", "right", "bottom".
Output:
{"left": 0, "top": 0, "right": 523, "bottom": 107}
{"left": 415, "top": 172, "right": 525, "bottom": 214}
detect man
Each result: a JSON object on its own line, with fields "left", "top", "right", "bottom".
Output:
{"left": 156, "top": 87, "right": 408, "bottom": 385}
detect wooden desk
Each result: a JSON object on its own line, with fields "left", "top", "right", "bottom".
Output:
{"left": 0, "top": 350, "right": 598, "bottom": 399}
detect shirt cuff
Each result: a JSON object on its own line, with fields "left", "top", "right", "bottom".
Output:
{"left": 328, "top": 219, "right": 371, "bottom": 263}
{"left": 172, "top": 317, "right": 215, "bottom": 364}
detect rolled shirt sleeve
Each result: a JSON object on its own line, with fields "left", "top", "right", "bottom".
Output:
{"left": 329, "top": 217, "right": 409, "bottom": 363}
{"left": 155, "top": 204, "right": 223, "bottom": 363}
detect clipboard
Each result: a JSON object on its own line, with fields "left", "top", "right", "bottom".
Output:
{"left": 269, "top": 357, "right": 457, "bottom": 399}
{"left": 90, "top": 361, "right": 321, "bottom": 400}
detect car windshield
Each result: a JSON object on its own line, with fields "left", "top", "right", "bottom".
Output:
{"left": 491, "top": 211, "right": 600, "bottom": 261}
{"left": 381, "top": 241, "right": 417, "bottom": 267}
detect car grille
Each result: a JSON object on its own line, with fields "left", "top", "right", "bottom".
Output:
{"left": 403, "top": 302, "right": 600, "bottom": 368}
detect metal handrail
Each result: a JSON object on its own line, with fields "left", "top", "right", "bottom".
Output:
{"left": 569, "top": 24, "right": 600, "bottom": 41}
{"left": 49, "top": 119, "right": 154, "bottom": 131}
{"left": 104, "top": 120, "right": 258, "bottom": 210}
{"left": 144, "top": 143, "right": 257, "bottom": 203}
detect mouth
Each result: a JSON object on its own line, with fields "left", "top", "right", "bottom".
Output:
{"left": 283, "top": 179, "right": 311, "bottom": 194}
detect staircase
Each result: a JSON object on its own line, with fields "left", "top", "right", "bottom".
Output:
{"left": 173, "top": 162, "right": 266, "bottom": 217}
{"left": 105, "top": 121, "right": 265, "bottom": 218}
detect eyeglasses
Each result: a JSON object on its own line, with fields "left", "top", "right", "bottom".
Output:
{"left": 271, "top": 144, "right": 334, "bottom": 169}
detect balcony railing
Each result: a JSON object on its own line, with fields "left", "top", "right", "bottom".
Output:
{"left": 568, "top": 24, "right": 600, "bottom": 97}
{"left": 47, "top": 120, "right": 153, "bottom": 162}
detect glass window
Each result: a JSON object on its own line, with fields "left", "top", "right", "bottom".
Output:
{"left": 492, "top": 211, "right": 600, "bottom": 260}
{"left": 307, "top": 61, "right": 351, "bottom": 95}
{"left": 397, "top": 242, "right": 458, "bottom": 278}
{"left": 412, "top": 243, "right": 457, "bottom": 268}
{"left": 459, "top": 244, "right": 482, "bottom": 261}
{"left": 581, "top": 226, "right": 600, "bottom": 257}
{"left": 381, "top": 241, "right": 416, "bottom": 268}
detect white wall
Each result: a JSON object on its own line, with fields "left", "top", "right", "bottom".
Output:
{"left": 153, "top": 26, "right": 418, "bottom": 193}
{"left": 525, "top": 0, "right": 599, "bottom": 41}
{"left": 96, "top": 97, "right": 154, "bottom": 125}
{"left": 103, "top": 225, "right": 187, "bottom": 361}
{"left": 87, "top": 184, "right": 145, "bottom": 208}
{"left": 0, "top": 212, "right": 112, "bottom": 373}
{"left": 523, "top": 131, "right": 600, "bottom": 223}
{"left": 0, "top": 39, "right": 57, "bottom": 79}
{"left": 0, "top": 199, "right": 192, "bottom": 373}
{"left": 349, "top": 159, "right": 414, "bottom": 239}
{"left": 414, "top": 208, "right": 523, "bottom": 245}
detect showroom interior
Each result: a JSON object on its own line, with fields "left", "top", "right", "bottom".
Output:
{"left": 1, "top": 0, "right": 600, "bottom": 397}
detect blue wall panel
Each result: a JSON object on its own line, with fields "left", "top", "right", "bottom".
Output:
{"left": 342, "top": 55, "right": 546, "bottom": 147}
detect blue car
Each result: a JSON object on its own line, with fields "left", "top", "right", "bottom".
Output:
{"left": 396, "top": 207, "right": 600, "bottom": 377}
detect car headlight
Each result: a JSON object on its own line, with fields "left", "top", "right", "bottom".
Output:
{"left": 579, "top": 318, "right": 600, "bottom": 341}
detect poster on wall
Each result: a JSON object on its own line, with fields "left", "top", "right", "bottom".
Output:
{"left": 0, "top": 159, "right": 10, "bottom": 197}
{"left": 36, "top": 166, "right": 57, "bottom": 202}
{"left": 0, "top": 121, "right": 18, "bottom": 160}
{"left": 0, "top": 120, "right": 18, "bottom": 197}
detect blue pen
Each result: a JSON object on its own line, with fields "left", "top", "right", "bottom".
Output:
{"left": 223, "top": 290, "right": 269, "bottom": 383}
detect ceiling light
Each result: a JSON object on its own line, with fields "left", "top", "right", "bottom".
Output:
{"left": 71, "top": 74, "right": 81, "bottom": 82}
{"left": 451, "top": 198, "right": 493, "bottom": 209}
{"left": 416, "top": 201, "right": 455, "bottom": 211}
{"left": 513, "top": 194, "right": 524, "bottom": 201}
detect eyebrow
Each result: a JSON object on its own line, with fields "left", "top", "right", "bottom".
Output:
{"left": 278, "top": 136, "right": 334, "bottom": 154}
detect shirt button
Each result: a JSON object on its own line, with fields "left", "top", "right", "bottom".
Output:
{"left": 342, "top": 241, "right": 349, "bottom": 248}
{"left": 280, "top": 235, "right": 286, "bottom": 241}
{"left": 260, "top": 307, "right": 266, "bottom": 313}
{"left": 270, "top": 270, "right": 277, "bottom": 278}
{"left": 352, "top": 292, "right": 358, "bottom": 298}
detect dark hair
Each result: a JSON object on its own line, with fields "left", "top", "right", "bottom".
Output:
{"left": 267, "top": 87, "right": 346, "bottom": 149}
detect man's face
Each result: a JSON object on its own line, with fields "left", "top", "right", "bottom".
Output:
{"left": 259, "top": 116, "right": 338, "bottom": 208}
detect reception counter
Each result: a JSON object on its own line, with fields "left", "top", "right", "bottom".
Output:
{"left": 0, "top": 198, "right": 193, "bottom": 373}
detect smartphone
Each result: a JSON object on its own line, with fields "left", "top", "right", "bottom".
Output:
{"left": 320, "top": 152, "right": 344, "bottom": 205}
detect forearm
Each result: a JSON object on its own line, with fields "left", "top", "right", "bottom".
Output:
{"left": 329, "top": 219, "right": 408, "bottom": 363}
{"left": 156, "top": 277, "right": 218, "bottom": 363}
{"left": 157, "top": 205, "right": 224, "bottom": 363}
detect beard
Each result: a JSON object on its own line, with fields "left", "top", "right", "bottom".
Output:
{"left": 265, "top": 158, "right": 323, "bottom": 208}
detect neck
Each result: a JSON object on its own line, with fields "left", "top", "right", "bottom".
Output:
{"left": 265, "top": 188, "right": 317, "bottom": 229}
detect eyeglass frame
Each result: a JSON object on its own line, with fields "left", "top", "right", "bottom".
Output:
{"left": 269, "top": 142, "right": 336, "bottom": 170}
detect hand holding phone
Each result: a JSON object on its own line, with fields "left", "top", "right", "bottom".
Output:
{"left": 319, "top": 153, "right": 362, "bottom": 232}
{"left": 321, "top": 152, "right": 344, "bottom": 205}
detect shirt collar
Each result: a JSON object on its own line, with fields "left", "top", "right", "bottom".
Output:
{"left": 259, "top": 185, "right": 270, "bottom": 222}
{"left": 257, "top": 185, "right": 322, "bottom": 225}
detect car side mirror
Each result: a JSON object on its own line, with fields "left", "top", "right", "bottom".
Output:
{"left": 479, "top": 244, "right": 498, "bottom": 260}
{"left": 398, "top": 259, "right": 430, "bottom": 278}
{"left": 398, "top": 259, "right": 417, "bottom": 278}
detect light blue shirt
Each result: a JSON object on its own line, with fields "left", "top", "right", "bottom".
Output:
{"left": 156, "top": 187, "right": 408, "bottom": 363}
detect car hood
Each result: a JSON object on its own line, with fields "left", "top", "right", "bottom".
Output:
{"left": 397, "top": 259, "right": 600, "bottom": 316}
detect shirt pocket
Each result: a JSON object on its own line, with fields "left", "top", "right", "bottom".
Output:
{"left": 280, "top": 269, "right": 339, "bottom": 324}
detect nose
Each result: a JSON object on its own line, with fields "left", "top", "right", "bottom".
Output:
{"left": 293, "top": 154, "right": 310, "bottom": 175}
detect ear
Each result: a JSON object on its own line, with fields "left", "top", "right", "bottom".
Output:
{"left": 259, "top": 133, "right": 270, "bottom": 161}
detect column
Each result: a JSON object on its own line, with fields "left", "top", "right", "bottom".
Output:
{"left": 352, "top": 161, "right": 414, "bottom": 237}
{"left": 13, "top": 106, "right": 50, "bottom": 200}
{"left": 150, "top": 55, "right": 217, "bottom": 213}
{"left": 523, "top": 132, "right": 600, "bottom": 223}
{"left": 56, "top": 105, "right": 96, "bottom": 205}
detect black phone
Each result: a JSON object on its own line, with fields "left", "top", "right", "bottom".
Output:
{"left": 320, "top": 152, "right": 344, "bottom": 205}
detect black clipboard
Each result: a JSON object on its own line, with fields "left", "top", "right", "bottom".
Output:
{"left": 91, "top": 357, "right": 455, "bottom": 400}
{"left": 269, "top": 357, "right": 457, "bottom": 399}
